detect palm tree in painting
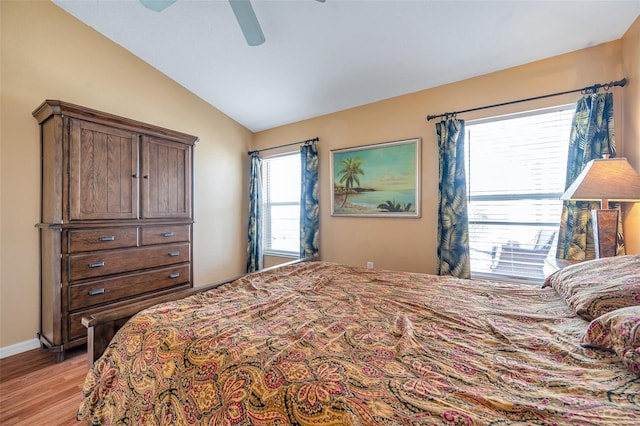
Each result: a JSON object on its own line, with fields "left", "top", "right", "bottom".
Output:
{"left": 377, "top": 200, "right": 412, "bottom": 212}
{"left": 337, "top": 157, "right": 364, "bottom": 207}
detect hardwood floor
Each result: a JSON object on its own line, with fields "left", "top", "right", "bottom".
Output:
{"left": 0, "top": 346, "right": 88, "bottom": 425}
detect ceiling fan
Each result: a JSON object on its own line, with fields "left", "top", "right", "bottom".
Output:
{"left": 140, "top": 0, "right": 325, "bottom": 47}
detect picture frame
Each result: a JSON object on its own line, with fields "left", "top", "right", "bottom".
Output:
{"left": 330, "top": 138, "right": 421, "bottom": 217}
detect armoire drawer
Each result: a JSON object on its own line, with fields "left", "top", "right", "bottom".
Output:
{"left": 141, "top": 224, "right": 190, "bottom": 245}
{"left": 69, "top": 242, "right": 190, "bottom": 281}
{"left": 68, "top": 228, "right": 138, "bottom": 253}
{"left": 68, "top": 263, "right": 191, "bottom": 311}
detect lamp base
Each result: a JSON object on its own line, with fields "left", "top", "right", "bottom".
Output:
{"left": 592, "top": 209, "right": 618, "bottom": 258}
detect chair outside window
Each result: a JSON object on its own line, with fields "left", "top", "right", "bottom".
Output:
{"left": 489, "top": 230, "right": 557, "bottom": 279}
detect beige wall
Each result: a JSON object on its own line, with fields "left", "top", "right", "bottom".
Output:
{"left": 621, "top": 16, "right": 640, "bottom": 253}
{"left": 0, "top": 1, "right": 251, "bottom": 349}
{"left": 254, "top": 37, "right": 638, "bottom": 273}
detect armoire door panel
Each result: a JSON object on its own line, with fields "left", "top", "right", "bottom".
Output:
{"left": 141, "top": 136, "right": 192, "bottom": 219}
{"left": 69, "top": 119, "right": 139, "bottom": 221}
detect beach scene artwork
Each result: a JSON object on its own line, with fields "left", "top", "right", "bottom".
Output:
{"left": 331, "top": 138, "right": 420, "bottom": 217}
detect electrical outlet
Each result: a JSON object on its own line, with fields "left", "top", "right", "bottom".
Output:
{"left": 366, "top": 261, "right": 374, "bottom": 269}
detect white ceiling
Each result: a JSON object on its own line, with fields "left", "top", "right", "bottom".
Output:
{"left": 53, "top": 0, "right": 639, "bottom": 132}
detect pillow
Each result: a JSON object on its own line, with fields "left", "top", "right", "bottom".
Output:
{"left": 542, "top": 254, "right": 640, "bottom": 321}
{"left": 581, "top": 305, "right": 640, "bottom": 375}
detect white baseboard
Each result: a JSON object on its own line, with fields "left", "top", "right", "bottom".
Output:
{"left": 0, "top": 338, "right": 41, "bottom": 359}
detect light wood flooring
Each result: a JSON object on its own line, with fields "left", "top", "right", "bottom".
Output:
{"left": 0, "top": 346, "right": 87, "bottom": 425}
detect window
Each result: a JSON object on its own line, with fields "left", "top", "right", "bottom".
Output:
{"left": 466, "top": 106, "right": 574, "bottom": 281}
{"left": 261, "top": 152, "right": 301, "bottom": 257}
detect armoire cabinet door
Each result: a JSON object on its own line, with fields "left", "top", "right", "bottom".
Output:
{"left": 69, "top": 119, "right": 139, "bottom": 221}
{"left": 140, "top": 136, "right": 192, "bottom": 219}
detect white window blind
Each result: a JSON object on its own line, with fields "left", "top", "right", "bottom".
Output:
{"left": 466, "top": 106, "right": 574, "bottom": 282}
{"left": 261, "top": 152, "right": 301, "bottom": 256}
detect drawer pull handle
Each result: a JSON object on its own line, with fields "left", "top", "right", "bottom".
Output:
{"left": 168, "top": 251, "right": 180, "bottom": 257}
{"left": 161, "top": 232, "right": 174, "bottom": 237}
{"left": 98, "top": 236, "right": 116, "bottom": 242}
{"left": 88, "top": 261, "right": 105, "bottom": 268}
{"left": 88, "top": 288, "right": 105, "bottom": 296}
{"left": 168, "top": 273, "right": 181, "bottom": 279}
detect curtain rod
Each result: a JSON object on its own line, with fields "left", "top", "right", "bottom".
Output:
{"left": 426, "top": 78, "right": 627, "bottom": 121}
{"left": 247, "top": 137, "right": 319, "bottom": 155}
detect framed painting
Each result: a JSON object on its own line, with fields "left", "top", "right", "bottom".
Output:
{"left": 330, "top": 138, "right": 421, "bottom": 217}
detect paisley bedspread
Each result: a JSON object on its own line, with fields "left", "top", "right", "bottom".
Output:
{"left": 78, "top": 261, "right": 639, "bottom": 425}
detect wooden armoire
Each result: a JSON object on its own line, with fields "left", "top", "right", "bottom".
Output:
{"left": 33, "top": 100, "right": 197, "bottom": 361}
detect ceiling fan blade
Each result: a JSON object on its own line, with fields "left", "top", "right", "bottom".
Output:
{"left": 229, "top": 0, "right": 265, "bottom": 46}
{"left": 139, "top": 0, "right": 176, "bottom": 12}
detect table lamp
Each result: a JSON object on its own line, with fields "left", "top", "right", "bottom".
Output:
{"left": 561, "top": 157, "right": 640, "bottom": 258}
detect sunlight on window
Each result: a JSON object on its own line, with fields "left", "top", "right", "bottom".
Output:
{"left": 466, "top": 106, "right": 573, "bottom": 281}
{"left": 262, "top": 153, "right": 301, "bottom": 255}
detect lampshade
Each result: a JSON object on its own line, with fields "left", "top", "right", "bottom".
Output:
{"left": 561, "top": 158, "right": 640, "bottom": 203}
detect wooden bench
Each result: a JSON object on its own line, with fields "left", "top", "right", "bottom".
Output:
{"left": 82, "top": 257, "right": 314, "bottom": 367}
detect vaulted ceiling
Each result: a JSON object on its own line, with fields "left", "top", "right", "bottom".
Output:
{"left": 53, "top": 0, "right": 639, "bottom": 132}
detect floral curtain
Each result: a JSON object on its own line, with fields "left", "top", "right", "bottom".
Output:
{"left": 557, "top": 92, "right": 625, "bottom": 260}
{"left": 436, "top": 118, "right": 470, "bottom": 278}
{"left": 246, "top": 152, "right": 263, "bottom": 272}
{"left": 300, "top": 143, "right": 319, "bottom": 258}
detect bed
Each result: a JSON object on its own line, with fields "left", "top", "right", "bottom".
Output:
{"left": 78, "top": 257, "right": 640, "bottom": 425}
